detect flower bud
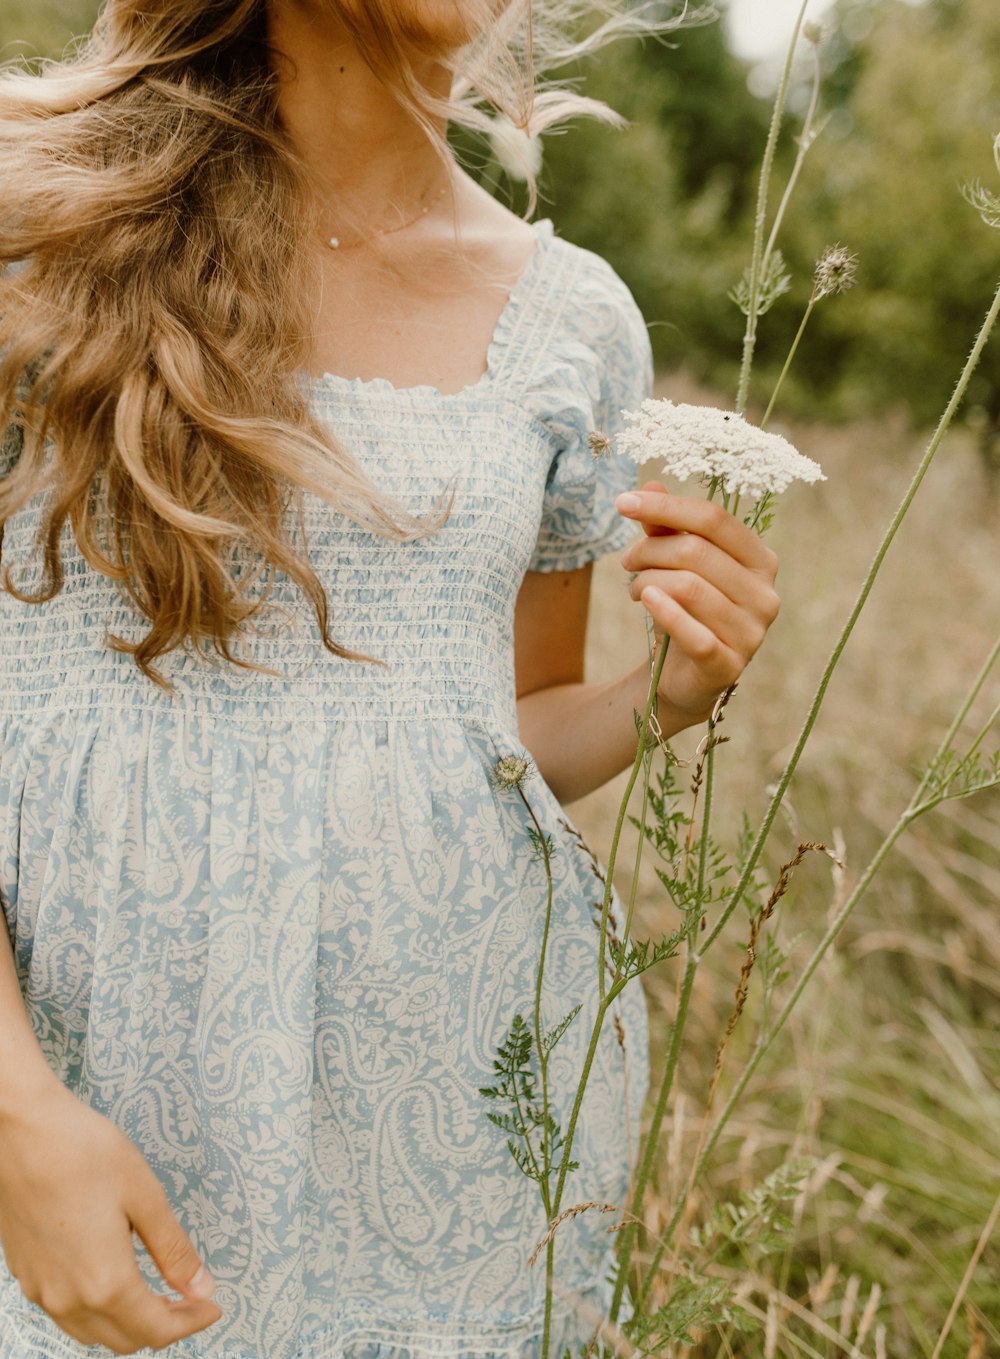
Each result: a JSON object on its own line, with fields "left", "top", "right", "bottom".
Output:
{"left": 494, "top": 755, "right": 532, "bottom": 790}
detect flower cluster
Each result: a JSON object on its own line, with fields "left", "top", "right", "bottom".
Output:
{"left": 493, "top": 755, "right": 533, "bottom": 791}
{"left": 616, "top": 400, "right": 826, "bottom": 502}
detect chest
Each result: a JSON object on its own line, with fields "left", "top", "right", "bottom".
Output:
{"left": 305, "top": 245, "right": 532, "bottom": 397}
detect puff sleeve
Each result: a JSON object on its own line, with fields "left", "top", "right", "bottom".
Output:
{"left": 526, "top": 252, "right": 653, "bottom": 574}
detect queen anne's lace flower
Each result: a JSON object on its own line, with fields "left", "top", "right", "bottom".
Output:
{"left": 493, "top": 754, "right": 533, "bottom": 790}
{"left": 615, "top": 399, "right": 826, "bottom": 501}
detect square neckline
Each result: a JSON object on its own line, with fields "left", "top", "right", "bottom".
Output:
{"left": 303, "top": 218, "right": 555, "bottom": 403}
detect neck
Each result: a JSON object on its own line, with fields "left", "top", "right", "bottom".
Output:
{"left": 266, "top": 0, "right": 454, "bottom": 229}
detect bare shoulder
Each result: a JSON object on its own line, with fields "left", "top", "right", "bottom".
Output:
{"left": 447, "top": 169, "right": 541, "bottom": 284}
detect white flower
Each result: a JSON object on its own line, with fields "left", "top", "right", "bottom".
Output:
{"left": 616, "top": 399, "right": 826, "bottom": 501}
{"left": 488, "top": 116, "right": 542, "bottom": 182}
{"left": 493, "top": 754, "right": 533, "bottom": 790}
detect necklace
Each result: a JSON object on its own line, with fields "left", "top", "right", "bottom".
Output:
{"left": 324, "top": 182, "right": 452, "bottom": 251}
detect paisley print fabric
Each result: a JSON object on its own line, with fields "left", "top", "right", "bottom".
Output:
{"left": 0, "top": 221, "right": 654, "bottom": 1359}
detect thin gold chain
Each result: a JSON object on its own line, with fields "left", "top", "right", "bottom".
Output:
{"left": 324, "top": 181, "right": 452, "bottom": 251}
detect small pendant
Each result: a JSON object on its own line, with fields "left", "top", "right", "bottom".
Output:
{"left": 328, "top": 237, "right": 340, "bottom": 249}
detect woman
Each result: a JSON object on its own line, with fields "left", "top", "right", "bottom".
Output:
{"left": 0, "top": 2, "right": 780, "bottom": 1356}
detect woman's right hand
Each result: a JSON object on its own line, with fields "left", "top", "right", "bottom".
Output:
{"left": 0, "top": 1079, "right": 223, "bottom": 1354}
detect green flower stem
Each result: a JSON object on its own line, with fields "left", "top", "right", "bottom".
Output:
{"left": 695, "top": 739, "right": 718, "bottom": 907}
{"left": 761, "top": 41, "right": 823, "bottom": 280}
{"left": 543, "top": 1236, "right": 555, "bottom": 1359}
{"left": 517, "top": 785, "right": 556, "bottom": 1220}
{"left": 598, "top": 635, "right": 671, "bottom": 1000}
{"left": 609, "top": 718, "right": 720, "bottom": 1323}
{"left": 553, "top": 637, "right": 671, "bottom": 1219}
{"left": 703, "top": 274, "right": 1000, "bottom": 959}
{"left": 551, "top": 995, "right": 610, "bottom": 1214}
{"left": 516, "top": 787, "right": 557, "bottom": 1358}
{"left": 622, "top": 746, "right": 654, "bottom": 950}
{"left": 609, "top": 943, "right": 700, "bottom": 1322}
{"left": 761, "top": 296, "right": 817, "bottom": 428}
{"left": 735, "top": 0, "right": 810, "bottom": 415}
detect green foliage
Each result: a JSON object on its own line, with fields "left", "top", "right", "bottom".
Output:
{"left": 6, "top": 0, "right": 1000, "bottom": 452}
{"left": 623, "top": 1276, "right": 751, "bottom": 1349}
{"left": 729, "top": 249, "right": 793, "bottom": 318}
{"left": 629, "top": 747, "right": 735, "bottom": 920}
{"left": 917, "top": 744, "right": 1000, "bottom": 812}
{"left": 784, "top": 0, "right": 1000, "bottom": 443}
{"left": 0, "top": 1, "right": 99, "bottom": 62}
{"left": 689, "top": 1157, "right": 816, "bottom": 1260}
{"left": 479, "top": 1012, "right": 580, "bottom": 1187}
{"left": 460, "top": 1, "right": 1000, "bottom": 462}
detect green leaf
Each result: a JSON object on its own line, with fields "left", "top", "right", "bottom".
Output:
{"left": 729, "top": 248, "right": 792, "bottom": 317}
{"left": 542, "top": 1004, "right": 582, "bottom": 1056}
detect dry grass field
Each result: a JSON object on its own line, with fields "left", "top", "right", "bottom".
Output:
{"left": 568, "top": 372, "right": 1000, "bottom": 1355}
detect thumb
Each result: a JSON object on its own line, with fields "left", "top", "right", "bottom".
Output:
{"left": 125, "top": 1168, "right": 217, "bottom": 1303}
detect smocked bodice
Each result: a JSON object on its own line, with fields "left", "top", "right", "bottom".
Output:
{"left": 0, "top": 222, "right": 651, "bottom": 730}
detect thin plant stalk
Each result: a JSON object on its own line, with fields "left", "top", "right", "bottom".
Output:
{"left": 760, "top": 40, "right": 823, "bottom": 282}
{"left": 597, "top": 636, "right": 671, "bottom": 999}
{"left": 622, "top": 747, "right": 654, "bottom": 947}
{"left": 517, "top": 786, "right": 558, "bottom": 1355}
{"left": 929, "top": 1187, "right": 1000, "bottom": 1359}
{"left": 703, "top": 274, "right": 1000, "bottom": 958}
{"left": 518, "top": 783, "right": 557, "bottom": 1220}
{"left": 551, "top": 635, "right": 670, "bottom": 1224}
{"left": 609, "top": 944, "right": 699, "bottom": 1323}
{"left": 735, "top": 0, "right": 811, "bottom": 415}
{"left": 607, "top": 731, "right": 719, "bottom": 1323}
{"left": 761, "top": 296, "right": 817, "bottom": 428}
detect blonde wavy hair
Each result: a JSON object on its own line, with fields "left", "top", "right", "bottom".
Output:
{"left": 0, "top": 0, "right": 699, "bottom": 695}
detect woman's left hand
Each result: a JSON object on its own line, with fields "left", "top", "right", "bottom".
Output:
{"left": 616, "top": 480, "right": 781, "bottom": 727}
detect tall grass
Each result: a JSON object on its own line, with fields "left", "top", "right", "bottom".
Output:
{"left": 572, "top": 378, "right": 1000, "bottom": 1355}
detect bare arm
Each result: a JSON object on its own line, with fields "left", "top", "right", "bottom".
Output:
{"left": 0, "top": 917, "right": 61, "bottom": 1120}
{"left": 514, "top": 566, "right": 687, "bottom": 805}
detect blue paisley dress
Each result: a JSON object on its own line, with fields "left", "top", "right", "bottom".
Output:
{"left": 0, "top": 220, "right": 652, "bottom": 1359}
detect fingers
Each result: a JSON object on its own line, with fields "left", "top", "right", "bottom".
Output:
{"left": 628, "top": 567, "right": 768, "bottom": 657}
{"left": 24, "top": 1244, "right": 222, "bottom": 1356}
{"left": 622, "top": 529, "right": 780, "bottom": 622}
{"left": 635, "top": 480, "right": 674, "bottom": 538}
{"left": 616, "top": 487, "right": 779, "bottom": 577}
{"left": 125, "top": 1162, "right": 216, "bottom": 1304}
{"left": 115, "top": 1162, "right": 223, "bottom": 1349}
{"left": 640, "top": 586, "right": 744, "bottom": 691}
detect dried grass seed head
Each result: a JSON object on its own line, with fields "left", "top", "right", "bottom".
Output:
{"left": 813, "top": 244, "right": 859, "bottom": 299}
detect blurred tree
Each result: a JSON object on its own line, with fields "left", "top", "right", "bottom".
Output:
{"left": 790, "top": 0, "right": 1000, "bottom": 462}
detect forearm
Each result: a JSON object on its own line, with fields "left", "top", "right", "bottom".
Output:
{"left": 0, "top": 916, "right": 61, "bottom": 1125}
{"left": 516, "top": 659, "right": 698, "bottom": 805}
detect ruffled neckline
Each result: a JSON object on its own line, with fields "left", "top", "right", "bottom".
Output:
{"left": 303, "top": 218, "right": 555, "bottom": 403}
